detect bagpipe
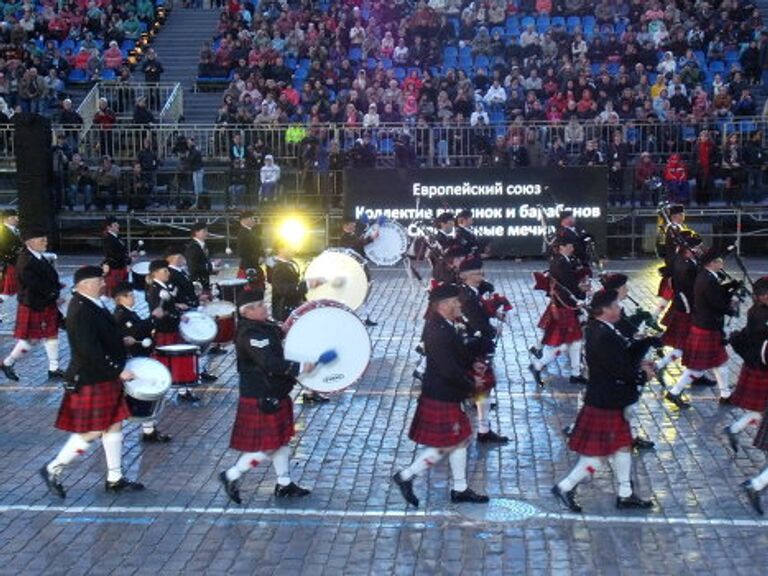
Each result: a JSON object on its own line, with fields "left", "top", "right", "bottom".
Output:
{"left": 720, "top": 244, "right": 754, "bottom": 317}
{"left": 482, "top": 293, "right": 513, "bottom": 318}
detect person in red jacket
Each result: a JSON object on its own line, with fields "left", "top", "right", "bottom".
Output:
{"left": 662, "top": 153, "right": 690, "bottom": 203}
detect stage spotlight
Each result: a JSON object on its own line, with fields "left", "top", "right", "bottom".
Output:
{"left": 276, "top": 215, "right": 308, "bottom": 250}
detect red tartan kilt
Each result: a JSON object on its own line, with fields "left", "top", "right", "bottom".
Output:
{"left": 237, "top": 266, "right": 266, "bottom": 289}
{"left": 657, "top": 276, "right": 674, "bottom": 300}
{"left": 230, "top": 397, "right": 294, "bottom": 452}
{"left": 661, "top": 310, "right": 692, "bottom": 350}
{"left": 408, "top": 396, "right": 472, "bottom": 447}
{"left": 104, "top": 267, "right": 129, "bottom": 297}
{"left": 682, "top": 326, "right": 728, "bottom": 370}
{"left": 154, "top": 331, "right": 182, "bottom": 347}
{"left": 568, "top": 405, "right": 633, "bottom": 457}
{"left": 1, "top": 264, "right": 18, "bottom": 295}
{"left": 539, "top": 306, "right": 582, "bottom": 346}
{"left": 13, "top": 304, "right": 60, "bottom": 340}
{"left": 729, "top": 366, "right": 768, "bottom": 412}
{"left": 55, "top": 380, "right": 131, "bottom": 433}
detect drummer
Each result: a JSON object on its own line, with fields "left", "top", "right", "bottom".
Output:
{"left": 219, "top": 292, "right": 315, "bottom": 504}
{"left": 236, "top": 211, "right": 265, "bottom": 295}
{"left": 41, "top": 266, "right": 144, "bottom": 498}
{"left": 101, "top": 216, "right": 133, "bottom": 298}
{"left": 338, "top": 216, "right": 377, "bottom": 327}
{"left": 185, "top": 222, "right": 218, "bottom": 293}
{"left": 113, "top": 281, "right": 172, "bottom": 443}
{"left": 455, "top": 209, "right": 489, "bottom": 257}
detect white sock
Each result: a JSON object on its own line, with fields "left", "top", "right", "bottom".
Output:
{"left": 568, "top": 341, "right": 583, "bottom": 377}
{"left": 558, "top": 456, "right": 602, "bottom": 492}
{"left": 535, "top": 345, "right": 564, "bottom": 370}
{"left": 751, "top": 466, "right": 768, "bottom": 491}
{"left": 48, "top": 434, "right": 90, "bottom": 475}
{"left": 448, "top": 446, "right": 468, "bottom": 492}
{"left": 44, "top": 338, "right": 59, "bottom": 371}
{"left": 669, "top": 369, "right": 703, "bottom": 395}
{"left": 476, "top": 395, "right": 491, "bottom": 434}
{"left": 656, "top": 349, "right": 682, "bottom": 370}
{"left": 271, "top": 445, "right": 292, "bottom": 486}
{"left": 102, "top": 431, "right": 123, "bottom": 482}
{"left": 713, "top": 364, "right": 731, "bottom": 398}
{"left": 610, "top": 451, "right": 633, "bottom": 498}
{"left": 141, "top": 421, "right": 156, "bottom": 434}
{"left": 623, "top": 403, "right": 639, "bottom": 435}
{"left": 400, "top": 447, "right": 444, "bottom": 480}
{"left": 226, "top": 450, "right": 271, "bottom": 481}
{"left": 731, "top": 411, "right": 762, "bottom": 434}
{"left": 5, "top": 339, "right": 32, "bottom": 365}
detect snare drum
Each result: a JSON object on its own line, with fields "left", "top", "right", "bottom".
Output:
{"left": 364, "top": 220, "right": 408, "bottom": 266}
{"left": 131, "top": 261, "right": 150, "bottom": 290}
{"left": 216, "top": 278, "right": 248, "bottom": 304}
{"left": 305, "top": 248, "right": 369, "bottom": 311}
{"left": 203, "top": 301, "right": 237, "bottom": 343}
{"left": 153, "top": 344, "right": 200, "bottom": 387}
{"left": 283, "top": 300, "right": 371, "bottom": 393}
{"left": 124, "top": 357, "right": 172, "bottom": 420}
{"left": 180, "top": 311, "right": 218, "bottom": 345}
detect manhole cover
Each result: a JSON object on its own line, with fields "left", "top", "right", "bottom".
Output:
{"left": 458, "top": 498, "right": 539, "bottom": 523}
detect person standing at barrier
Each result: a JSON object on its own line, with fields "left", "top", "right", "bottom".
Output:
{"left": 0, "top": 209, "right": 22, "bottom": 301}
{"left": 101, "top": 216, "right": 133, "bottom": 298}
{"left": 392, "top": 283, "right": 490, "bottom": 508}
{"left": 141, "top": 49, "right": 164, "bottom": 111}
{"left": 259, "top": 155, "right": 281, "bottom": 203}
{"left": 218, "top": 295, "right": 315, "bottom": 504}
{"left": 40, "top": 266, "right": 144, "bottom": 499}
{"left": 1, "top": 228, "right": 65, "bottom": 382}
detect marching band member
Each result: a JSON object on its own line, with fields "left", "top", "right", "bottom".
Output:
{"left": 219, "top": 293, "right": 315, "bottom": 504}
{"left": 236, "top": 210, "right": 265, "bottom": 297}
{"left": 654, "top": 204, "right": 686, "bottom": 319}
{"left": 101, "top": 216, "right": 132, "bottom": 298}
{"left": 555, "top": 210, "right": 590, "bottom": 268}
{"left": 393, "top": 284, "right": 490, "bottom": 508}
{"left": 529, "top": 237, "right": 587, "bottom": 388}
{"left": 723, "top": 276, "right": 768, "bottom": 454}
{"left": 454, "top": 209, "right": 489, "bottom": 257}
{"left": 552, "top": 289, "right": 655, "bottom": 513}
{"left": 1, "top": 228, "right": 65, "bottom": 382}
{"left": 665, "top": 248, "right": 737, "bottom": 409}
{"left": 433, "top": 212, "right": 457, "bottom": 253}
{"left": 112, "top": 281, "right": 172, "bottom": 443}
{"left": 0, "top": 208, "right": 22, "bottom": 300}
{"left": 40, "top": 266, "right": 144, "bottom": 498}
{"left": 185, "top": 222, "right": 217, "bottom": 293}
{"left": 339, "top": 217, "right": 378, "bottom": 327}
{"left": 432, "top": 245, "right": 467, "bottom": 286}
{"left": 457, "top": 256, "right": 509, "bottom": 444}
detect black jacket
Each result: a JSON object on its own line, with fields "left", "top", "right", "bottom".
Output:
{"left": 237, "top": 225, "right": 263, "bottom": 270}
{"left": 434, "top": 230, "right": 457, "bottom": 253}
{"left": 168, "top": 266, "right": 199, "bottom": 308}
{"left": 421, "top": 315, "right": 475, "bottom": 403}
{"left": 16, "top": 248, "right": 60, "bottom": 310}
{"left": 730, "top": 303, "right": 768, "bottom": 368}
{"left": 455, "top": 225, "right": 489, "bottom": 256}
{"left": 555, "top": 225, "right": 589, "bottom": 266}
{"left": 102, "top": 232, "right": 131, "bottom": 269}
{"left": 549, "top": 254, "right": 584, "bottom": 308}
{"left": 270, "top": 258, "right": 306, "bottom": 322}
{"left": 65, "top": 292, "right": 126, "bottom": 386}
{"left": 339, "top": 231, "right": 373, "bottom": 257}
{"left": 692, "top": 270, "right": 733, "bottom": 331}
{"left": 235, "top": 317, "right": 299, "bottom": 399}
{"left": 145, "top": 280, "right": 180, "bottom": 333}
{"left": 113, "top": 304, "right": 154, "bottom": 357}
{"left": 185, "top": 240, "right": 214, "bottom": 291}
{"left": 459, "top": 284, "right": 496, "bottom": 354}
{"left": 431, "top": 258, "right": 458, "bottom": 284}
{"left": 583, "top": 319, "right": 646, "bottom": 410}
{"left": 671, "top": 253, "right": 698, "bottom": 314}
{"left": 662, "top": 223, "right": 685, "bottom": 271}
{"left": 0, "top": 224, "right": 22, "bottom": 268}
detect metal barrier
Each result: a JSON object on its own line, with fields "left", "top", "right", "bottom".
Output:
{"left": 76, "top": 82, "right": 182, "bottom": 122}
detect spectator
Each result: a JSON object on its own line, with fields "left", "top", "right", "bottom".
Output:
{"left": 733, "top": 89, "right": 757, "bottom": 117}
{"left": 104, "top": 41, "right": 124, "bottom": 70}
{"left": 635, "top": 152, "right": 660, "bottom": 205}
{"left": 183, "top": 137, "right": 204, "bottom": 208}
{"left": 349, "top": 135, "right": 377, "bottom": 168}
{"left": 259, "top": 154, "right": 281, "bottom": 202}
{"left": 52, "top": 134, "right": 72, "bottom": 211}
{"left": 470, "top": 102, "right": 489, "bottom": 127}
{"left": 663, "top": 153, "right": 691, "bottom": 204}
{"left": 579, "top": 139, "right": 605, "bottom": 166}
{"left": 93, "top": 97, "right": 116, "bottom": 157}
{"left": 489, "top": 135, "right": 509, "bottom": 167}
{"left": 66, "top": 153, "right": 94, "bottom": 211}
{"left": 547, "top": 136, "right": 568, "bottom": 167}
{"left": 690, "top": 130, "right": 718, "bottom": 205}
{"left": 137, "top": 137, "right": 159, "bottom": 206}
{"left": 133, "top": 96, "right": 156, "bottom": 125}
{"left": 94, "top": 155, "right": 121, "bottom": 210}
{"left": 508, "top": 134, "right": 530, "bottom": 167}
{"left": 564, "top": 117, "right": 585, "bottom": 154}
{"left": 656, "top": 51, "right": 676, "bottom": 78}
{"left": 141, "top": 49, "right": 164, "bottom": 109}
{"left": 484, "top": 79, "right": 506, "bottom": 109}
{"left": 18, "top": 68, "right": 46, "bottom": 115}
{"left": 721, "top": 132, "right": 745, "bottom": 205}
{"left": 363, "top": 103, "right": 380, "bottom": 128}
{"left": 741, "top": 40, "right": 761, "bottom": 85}
{"left": 742, "top": 131, "right": 766, "bottom": 202}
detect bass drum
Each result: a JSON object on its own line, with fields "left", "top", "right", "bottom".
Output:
{"left": 202, "top": 300, "right": 237, "bottom": 344}
{"left": 124, "top": 357, "right": 172, "bottom": 420}
{"left": 364, "top": 220, "right": 408, "bottom": 266}
{"left": 180, "top": 310, "right": 218, "bottom": 345}
{"left": 305, "top": 248, "right": 369, "bottom": 311}
{"left": 283, "top": 300, "right": 371, "bottom": 393}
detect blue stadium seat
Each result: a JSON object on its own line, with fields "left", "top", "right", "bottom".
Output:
{"left": 506, "top": 16, "right": 519, "bottom": 31}
{"left": 348, "top": 47, "right": 362, "bottom": 61}
{"left": 447, "top": 17, "right": 459, "bottom": 36}
{"left": 378, "top": 138, "right": 394, "bottom": 154}
{"left": 394, "top": 67, "right": 406, "bottom": 80}
{"left": 381, "top": 58, "right": 393, "bottom": 69}
{"left": 551, "top": 16, "right": 565, "bottom": 28}
{"left": 67, "top": 69, "right": 88, "bottom": 84}
{"left": 566, "top": 16, "right": 581, "bottom": 31}
{"left": 100, "top": 69, "right": 117, "bottom": 81}
{"left": 709, "top": 60, "right": 725, "bottom": 73}
{"left": 740, "top": 121, "right": 758, "bottom": 133}
{"left": 443, "top": 46, "right": 458, "bottom": 61}
{"left": 724, "top": 49, "right": 739, "bottom": 62}
{"left": 536, "top": 15, "right": 550, "bottom": 33}
{"left": 474, "top": 55, "right": 490, "bottom": 69}
{"left": 491, "top": 26, "right": 505, "bottom": 39}
{"left": 521, "top": 16, "right": 535, "bottom": 29}
{"left": 583, "top": 15, "right": 596, "bottom": 28}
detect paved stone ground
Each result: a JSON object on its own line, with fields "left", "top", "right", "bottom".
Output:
{"left": 1, "top": 257, "right": 768, "bottom": 576}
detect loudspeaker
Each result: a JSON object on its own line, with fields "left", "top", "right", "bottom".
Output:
{"left": 13, "top": 113, "right": 55, "bottom": 238}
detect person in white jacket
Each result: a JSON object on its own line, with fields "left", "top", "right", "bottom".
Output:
{"left": 484, "top": 80, "right": 506, "bottom": 109}
{"left": 260, "top": 155, "right": 281, "bottom": 202}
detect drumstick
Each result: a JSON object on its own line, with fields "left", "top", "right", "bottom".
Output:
{"left": 141, "top": 338, "right": 152, "bottom": 348}
{"left": 317, "top": 350, "right": 338, "bottom": 365}
{"left": 330, "top": 277, "right": 346, "bottom": 288}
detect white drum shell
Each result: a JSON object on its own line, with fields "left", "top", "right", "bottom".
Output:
{"left": 305, "top": 249, "right": 369, "bottom": 311}
{"left": 364, "top": 221, "right": 408, "bottom": 266}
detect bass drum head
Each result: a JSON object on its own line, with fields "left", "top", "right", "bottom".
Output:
{"left": 284, "top": 300, "right": 371, "bottom": 393}
{"left": 124, "top": 357, "right": 172, "bottom": 400}
{"left": 364, "top": 221, "right": 408, "bottom": 266}
{"left": 305, "top": 250, "right": 369, "bottom": 311}
{"left": 180, "top": 311, "right": 218, "bottom": 345}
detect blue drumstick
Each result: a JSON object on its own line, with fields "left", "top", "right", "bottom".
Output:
{"left": 317, "top": 350, "right": 338, "bottom": 365}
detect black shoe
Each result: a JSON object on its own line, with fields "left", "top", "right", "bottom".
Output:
{"left": 141, "top": 430, "right": 172, "bottom": 443}
{"left": 412, "top": 370, "right": 423, "bottom": 381}
{"left": 218, "top": 471, "right": 242, "bottom": 504}
{"left": 39, "top": 465, "right": 66, "bottom": 499}
{"left": 177, "top": 391, "right": 200, "bottom": 403}
{"left": 528, "top": 346, "right": 543, "bottom": 359}
{"left": 616, "top": 493, "right": 654, "bottom": 509}
{"left": 632, "top": 437, "right": 656, "bottom": 450}
{"left": 551, "top": 484, "right": 582, "bottom": 513}
{"left": 477, "top": 430, "right": 510, "bottom": 445}
{"left": 692, "top": 376, "right": 717, "bottom": 387}
{"left": 665, "top": 391, "right": 691, "bottom": 409}
{"left": 48, "top": 369, "right": 66, "bottom": 380}
{"left": 393, "top": 471, "right": 419, "bottom": 508}
{"left": 718, "top": 396, "right": 733, "bottom": 406}
{"left": 562, "top": 424, "right": 574, "bottom": 437}
{"left": 528, "top": 364, "right": 544, "bottom": 388}
{"left": 274, "top": 482, "right": 311, "bottom": 498}
{"left": 207, "top": 346, "right": 227, "bottom": 356}
{"left": 415, "top": 345, "right": 425, "bottom": 356}
{"left": 2, "top": 364, "right": 19, "bottom": 382}
{"left": 724, "top": 426, "right": 739, "bottom": 454}
{"left": 302, "top": 392, "right": 330, "bottom": 404}
{"left": 105, "top": 477, "right": 145, "bottom": 493}
{"left": 364, "top": 317, "right": 378, "bottom": 327}
{"left": 741, "top": 480, "right": 764, "bottom": 515}
{"left": 200, "top": 372, "right": 218, "bottom": 382}
{"left": 450, "top": 487, "right": 490, "bottom": 504}
{"left": 569, "top": 375, "right": 588, "bottom": 385}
